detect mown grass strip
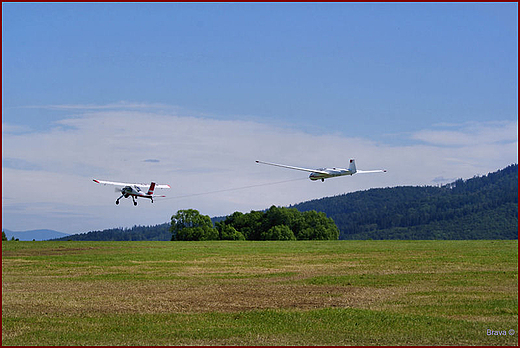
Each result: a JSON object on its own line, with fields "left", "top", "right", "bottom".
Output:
{"left": 2, "top": 308, "right": 517, "bottom": 346}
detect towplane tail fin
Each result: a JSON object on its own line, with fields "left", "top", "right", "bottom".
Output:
{"left": 147, "top": 182, "right": 156, "bottom": 195}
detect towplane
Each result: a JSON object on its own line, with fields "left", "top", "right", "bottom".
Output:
{"left": 93, "top": 179, "right": 170, "bottom": 206}
{"left": 255, "top": 159, "right": 386, "bottom": 182}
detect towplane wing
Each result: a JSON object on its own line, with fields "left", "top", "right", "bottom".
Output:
{"left": 93, "top": 179, "right": 171, "bottom": 189}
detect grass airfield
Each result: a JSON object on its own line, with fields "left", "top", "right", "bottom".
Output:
{"left": 2, "top": 240, "right": 518, "bottom": 346}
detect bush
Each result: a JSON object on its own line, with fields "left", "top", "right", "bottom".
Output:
{"left": 261, "top": 225, "right": 296, "bottom": 241}
{"left": 171, "top": 209, "right": 218, "bottom": 241}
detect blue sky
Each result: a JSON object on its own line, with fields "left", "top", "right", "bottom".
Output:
{"left": 2, "top": 3, "right": 518, "bottom": 234}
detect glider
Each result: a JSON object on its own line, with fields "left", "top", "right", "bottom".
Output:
{"left": 93, "top": 179, "right": 170, "bottom": 206}
{"left": 255, "top": 159, "right": 386, "bottom": 182}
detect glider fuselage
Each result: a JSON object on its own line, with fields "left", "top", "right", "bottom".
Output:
{"left": 308, "top": 168, "right": 354, "bottom": 181}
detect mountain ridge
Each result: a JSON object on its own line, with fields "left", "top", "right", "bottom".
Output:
{"left": 3, "top": 229, "right": 71, "bottom": 241}
{"left": 290, "top": 164, "right": 518, "bottom": 239}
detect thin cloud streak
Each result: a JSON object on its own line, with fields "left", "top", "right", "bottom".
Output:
{"left": 17, "top": 101, "right": 178, "bottom": 111}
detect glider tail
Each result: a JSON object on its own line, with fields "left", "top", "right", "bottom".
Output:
{"left": 349, "top": 159, "right": 357, "bottom": 174}
{"left": 147, "top": 182, "right": 156, "bottom": 195}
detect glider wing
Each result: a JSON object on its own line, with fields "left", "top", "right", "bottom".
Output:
{"left": 255, "top": 160, "right": 330, "bottom": 175}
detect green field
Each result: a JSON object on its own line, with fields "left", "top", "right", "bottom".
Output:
{"left": 2, "top": 240, "right": 518, "bottom": 346}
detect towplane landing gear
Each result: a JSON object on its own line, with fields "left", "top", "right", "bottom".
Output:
{"left": 115, "top": 194, "right": 138, "bottom": 206}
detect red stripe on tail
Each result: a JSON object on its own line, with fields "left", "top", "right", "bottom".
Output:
{"left": 147, "top": 182, "right": 156, "bottom": 195}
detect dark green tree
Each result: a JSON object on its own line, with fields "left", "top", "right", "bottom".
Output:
{"left": 260, "top": 225, "right": 296, "bottom": 241}
{"left": 2, "top": 231, "right": 7, "bottom": 241}
{"left": 298, "top": 210, "right": 340, "bottom": 240}
{"left": 216, "top": 223, "right": 246, "bottom": 241}
{"left": 219, "top": 206, "right": 340, "bottom": 241}
{"left": 170, "top": 209, "right": 218, "bottom": 241}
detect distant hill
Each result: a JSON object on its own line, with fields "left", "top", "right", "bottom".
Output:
{"left": 52, "top": 164, "right": 518, "bottom": 241}
{"left": 290, "top": 164, "right": 518, "bottom": 240}
{"left": 3, "top": 229, "right": 70, "bottom": 241}
{"left": 52, "top": 224, "right": 171, "bottom": 241}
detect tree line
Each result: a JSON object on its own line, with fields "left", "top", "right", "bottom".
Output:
{"left": 170, "top": 206, "right": 339, "bottom": 241}
{"left": 2, "top": 231, "right": 14, "bottom": 241}
{"left": 52, "top": 224, "right": 171, "bottom": 241}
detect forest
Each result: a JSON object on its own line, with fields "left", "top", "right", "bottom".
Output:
{"left": 291, "top": 164, "right": 518, "bottom": 239}
{"left": 51, "top": 164, "right": 517, "bottom": 241}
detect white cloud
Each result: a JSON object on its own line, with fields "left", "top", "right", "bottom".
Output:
{"left": 2, "top": 106, "right": 517, "bottom": 234}
{"left": 411, "top": 120, "right": 518, "bottom": 147}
